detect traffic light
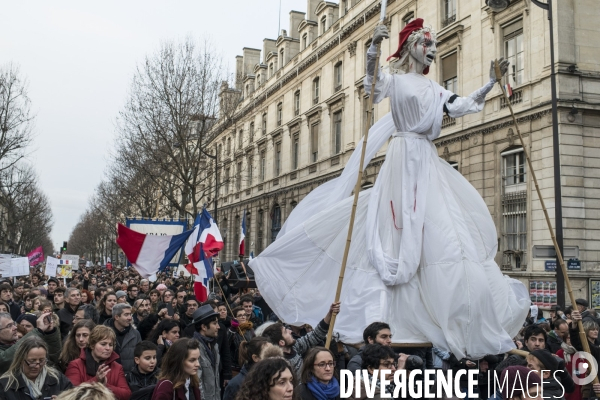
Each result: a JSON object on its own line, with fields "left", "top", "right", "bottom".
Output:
{"left": 62, "top": 241, "right": 67, "bottom": 253}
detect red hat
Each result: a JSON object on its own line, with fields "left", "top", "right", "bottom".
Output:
{"left": 387, "top": 18, "right": 431, "bottom": 75}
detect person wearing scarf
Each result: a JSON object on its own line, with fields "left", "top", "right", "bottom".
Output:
{"left": 229, "top": 307, "right": 256, "bottom": 372}
{"left": 0, "top": 335, "right": 72, "bottom": 400}
{"left": 557, "top": 339, "right": 583, "bottom": 400}
{"left": 298, "top": 347, "right": 340, "bottom": 400}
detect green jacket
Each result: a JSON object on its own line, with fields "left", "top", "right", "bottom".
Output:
{"left": 0, "top": 328, "right": 61, "bottom": 375}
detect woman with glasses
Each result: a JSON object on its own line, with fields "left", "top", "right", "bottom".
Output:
{"left": 228, "top": 307, "right": 256, "bottom": 373}
{"left": 298, "top": 347, "right": 340, "bottom": 400}
{"left": 59, "top": 320, "right": 96, "bottom": 371}
{"left": 65, "top": 325, "right": 131, "bottom": 400}
{"left": 0, "top": 335, "right": 72, "bottom": 400}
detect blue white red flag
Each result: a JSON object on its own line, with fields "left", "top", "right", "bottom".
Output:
{"left": 116, "top": 224, "right": 193, "bottom": 278}
{"left": 239, "top": 209, "right": 247, "bottom": 256}
{"left": 185, "top": 209, "right": 224, "bottom": 302}
{"left": 505, "top": 83, "right": 513, "bottom": 97}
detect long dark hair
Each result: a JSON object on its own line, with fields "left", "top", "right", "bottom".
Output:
{"left": 157, "top": 338, "right": 200, "bottom": 389}
{"left": 59, "top": 320, "right": 96, "bottom": 370}
{"left": 300, "top": 346, "right": 337, "bottom": 384}
{"left": 235, "top": 358, "right": 298, "bottom": 400}
{"left": 148, "top": 319, "right": 179, "bottom": 345}
{"left": 96, "top": 292, "right": 117, "bottom": 315}
{"left": 238, "top": 336, "right": 270, "bottom": 367}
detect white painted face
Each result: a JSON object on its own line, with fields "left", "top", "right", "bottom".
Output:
{"left": 409, "top": 32, "right": 437, "bottom": 71}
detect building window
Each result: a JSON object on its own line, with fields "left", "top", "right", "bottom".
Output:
{"left": 271, "top": 204, "right": 281, "bottom": 243}
{"left": 333, "top": 111, "right": 342, "bottom": 154}
{"left": 294, "top": 90, "right": 300, "bottom": 116}
{"left": 402, "top": 12, "right": 415, "bottom": 28}
{"left": 225, "top": 167, "right": 230, "bottom": 194}
{"left": 238, "top": 129, "right": 243, "bottom": 149}
{"left": 260, "top": 150, "right": 266, "bottom": 182}
{"left": 249, "top": 122, "right": 254, "bottom": 142}
{"left": 443, "top": 0, "right": 456, "bottom": 27}
{"left": 275, "top": 142, "right": 282, "bottom": 176}
{"left": 269, "top": 63, "right": 274, "bottom": 77}
{"left": 248, "top": 161, "right": 253, "bottom": 184}
{"left": 280, "top": 48, "right": 285, "bottom": 69}
{"left": 503, "top": 149, "right": 526, "bottom": 189}
{"left": 302, "top": 33, "right": 308, "bottom": 49}
{"left": 226, "top": 137, "right": 231, "bottom": 155}
{"left": 277, "top": 102, "right": 283, "bottom": 126}
{"left": 501, "top": 149, "right": 527, "bottom": 269}
{"left": 442, "top": 52, "right": 458, "bottom": 93}
{"left": 313, "top": 77, "right": 320, "bottom": 105}
{"left": 504, "top": 19, "right": 524, "bottom": 86}
{"left": 257, "top": 209, "right": 264, "bottom": 253}
{"left": 236, "top": 162, "right": 242, "bottom": 190}
{"left": 310, "top": 123, "right": 319, "bottom": 163}
{"left": 262, "top": 113, "right": 267, "bottom": 135}
{"left": 292, "top": 133, "right": 299, "bottom": 170}
{"left": 217, "top": 144, "right": 222, "bottom": 158}
{"left": 320, "top": 15, "right": 327, "bottom": 35}
{"left": 256, "top": 74, "right": 261, "bottom": 86}
{"left": 341, "top": 0, "right": 347, "bottom": 15}
{"left": 334, "top": 61, "right": 343, "bottom": 92}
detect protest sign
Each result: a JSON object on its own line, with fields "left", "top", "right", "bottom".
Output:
{"left": 45, "top": 256, "right": 59, "bottom": 277}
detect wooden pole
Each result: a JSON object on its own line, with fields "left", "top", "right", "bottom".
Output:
{"left": 494, "top": 60, "right": 598, "bottom": 387}
{"left": 324, "top": 29, "right": 384, "bottom": 349}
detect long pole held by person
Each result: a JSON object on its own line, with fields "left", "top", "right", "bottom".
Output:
{"left": 324, "top": 0, "right": 388, "bottom": 349}
{"left": 493, "top": 60, "right": 600, "bottom": 389}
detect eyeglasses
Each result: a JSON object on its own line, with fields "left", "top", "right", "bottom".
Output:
{"left": 314, "top": 362, "right": 336, "bottom": 369}
{"left": 24, "top": 358, "right": 47, "bottom": 367}
{"left": 379, "top": 361, "right": 397, "bottom": 369}
{"left": 0, "top": 322, "right": 15, "bottom": 331}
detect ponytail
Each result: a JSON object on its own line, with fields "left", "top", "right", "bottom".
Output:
{"left": 238, "top": 336, "right": 269, "bottom": 366}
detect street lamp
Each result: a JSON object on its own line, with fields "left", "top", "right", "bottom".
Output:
{"left": 487, "top": 0, "right": 564, "bottom": 307}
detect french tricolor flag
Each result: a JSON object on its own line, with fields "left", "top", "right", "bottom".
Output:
{"left": 116, "top": 224, "right": 193, "bottom": 278}
{"left": 505, "top": 82, "right": 513, "bottom": 97}
{"left": 239, "top": 209, "right": 247, "bottom": 256}
{"left": 185, "top": 209, "right": 224, "bottom": 302}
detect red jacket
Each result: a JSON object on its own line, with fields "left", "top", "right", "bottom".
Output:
{"left": 65, "top": 348, "right": 131, "bottom": 400}
{"left": 151, "top": 379, "right": 201, "bottom": 400}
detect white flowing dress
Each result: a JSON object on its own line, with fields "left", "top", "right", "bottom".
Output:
{"left": 249, "top": 46, "right": 530, "bottom": 359}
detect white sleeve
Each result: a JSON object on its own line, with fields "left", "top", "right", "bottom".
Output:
{"left": 445, "top": 78, "right": 496, "bottom": 118}
{"left": 364, "top": 43, "right": 393, "bottom": 104}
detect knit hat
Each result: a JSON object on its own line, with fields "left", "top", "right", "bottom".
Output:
{"left": 16, "top": 313, "right": 38, "bottom": 327}
{"left": 500, "top": 366, "right": 542, "bottom": 400}
{"left": 576, "top": 298, "right": 589, "bottom": 308}
{"left": 530, "top": 349, "right": 560, "bottom": 373}
{"left": 156, "top": 284, "right": 167, "bottom": 291}
{"left": 387, "top": 18, "right": 432, "bottom": 75}
{"left": 115, "top": 290, "right": 127, "bottom": 299}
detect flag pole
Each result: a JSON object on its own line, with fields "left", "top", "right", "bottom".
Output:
{"left": 325, "top": 2, "right": 387, "bottom": 348}
{"left": 493, "top": 60, "right": 598, "bottom": 388}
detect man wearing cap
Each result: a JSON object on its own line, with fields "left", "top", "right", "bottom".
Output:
{"left": 500, "top": 366, "right": 543, "bottom": 400}
{"left": 115, "top": 290, "right": 128, "bottom": 304}
{"left": 191, "top": 304, "right": 222, "bottom": 400}
{"left": 575, "top": 298, "right": 599, "bottom": 326}
{"left": 180, "top": 296, "right": 199, "bottom": 327}
{"left": 0, "top": 283, "right": 21, "bottom": 321}
{"left": 526, "top": 349, "right": 567, "bottom": 400}
{"left": 57, "top": 287, "right": 81, "bottom": 340}
{"left": 46, "top": 277, "right": 59, "bottom": 302}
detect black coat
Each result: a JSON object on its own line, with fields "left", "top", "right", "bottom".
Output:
{"left": 0, "top": 371, "right": 72, "bottom": 400}
{"left": 57, "top": 305, "right": 78, "bottom": 340}
{"left": 126, "top": 365, "right": 160, "bottom": 394}
{"left": 222, "top": 364, "right": 248, "bottom": 400}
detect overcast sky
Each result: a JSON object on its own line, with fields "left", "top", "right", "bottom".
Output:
{"left": 0, "top": 0, "right": 309, "bottom": 252}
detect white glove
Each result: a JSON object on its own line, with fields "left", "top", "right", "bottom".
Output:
{"left": 372, "top": 25, "right": 389, "bottom": 45}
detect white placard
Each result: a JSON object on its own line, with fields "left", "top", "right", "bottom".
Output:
{"left": 46, "top": 256, "right": 59, "bottom": 277}
{"left": 62, "top": 254, "right": 80, "bottom": 271}
{"left": 9, "top": 257, "right": 29, "bottom": 277}
{"left": 0, "top": 255, "right": 11, "bottom": 276}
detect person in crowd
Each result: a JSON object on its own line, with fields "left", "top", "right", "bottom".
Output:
{"left": 190, "top": 304, "right": 222, "bottom": 400}
{"left": 575, "top": 299, "right": 599, "bottom": 326}
{"left": 74, "top": 304, "right": 100, "bottom": 324}
{"left": 299, "top": 347, "right": 340, "bottom": 400}
{"left": 161, "top": 290, "right": 174, "bottom": 306}
{"left": 59, "top": 320, "right": 96, "bottom": 371}
{"left": 52, "top": 287, "right": 66, "bottom": 311}
{"left": 55, "top": 382, "right": 117, "bottom": 400}
{"left": 64, "top": 325, "right": 131, "bottom": 400}
{"left": 126, "top": 341, "right": 160, "bottom": 395}
{"left": 137, "top": 314, "right": 159, "bottom": 341}
{"left": 235, "top": 358, "right": 296, "bottom": 400}
{"left": 262, "top": 301, "right": 340, "bottom": 375}
{"left": 132, "top": 298, "right": 150, "bottom": 328}
{"left": 0, "top": 303, "right": 9, "bottom": 314}
{"left": 526, "top": 349, "right": 566, "bottom": 400}
{"left": 547, "top": 318, "right": 570, "bottom": 353}
{"left": 126, "top": 284, "right": 139, "bottom": 306}
{"left": 15, "top": 314, "right": 36, "bottom": 334}
{"left": 350, "top": 344, "right": 400, "bottom": 399}
{"left": 556, "top": 336, "right": 583, "bottom": 400}
{"left": 0, "top": 336, "right": 72, "bottom": 400}
{"left": 38, "top": 300, "right": 53, "bottom": 315}
{"left": 223, "top": 336, "right": 281, "bottom": 400}
{"left": 81, "top": 289, "right": 92, "bottom": 304}
{"left": 97, "top": 293, "right": 117, "bottom": 325}
{"left": 499, "top": 366, "right": 543, "bottom": 400}
{"left": 229, "top": 306, "right": 255, "bottom": 372}
{"left": 217, "top": 302, "right": 232, "bottom": 329}
{"left": 23, "top": 294, "right": 36, "bottom": 313}
{"left": 522, "top": 325, "right": 547, "bottom": 352}
{"left": 46, "top": 277, "right": 59, "bottom": 302}
{"left": 180, "top": 296, "right": 199, "bottom": 326}
{"left": 58, "top": 287, "right": 82, "bottom": 340}
{"left": 151, "top": 338, "right": 201, "bottom": 400}
{"left": 176, "top": 289, "right": 187, "bottom": 311}
{"left": 240, "top": 295, "right": 263, "bottom": 326}
{"left": 115, "top": 291, "right": 128, "bottom": 304}
{"left": 103, "top": 303, "right": 141, "bottom": 372}
{"left": 346, "top": 322, "right": 392, "bottom": 374}
{"left": 11, "top": 283, "right": 24, "bottom": 305}
{"left": 0, "top": 284, "right": 21, "bottom": 321}
{"left": 148, "top": 290, "right": 160, "bottom": 313}
{"left": 0, "top": 312, "right": 60, "bottom": 375}
{"left": 148, "top": 319, "right": 180, "bottom": 367}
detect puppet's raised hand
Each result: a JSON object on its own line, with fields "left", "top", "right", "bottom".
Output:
{"left": 373, "top": 25, "right": 389, "bottom": 45}
{"left": 490, "top": 57, "right": 510, "bottom": 81}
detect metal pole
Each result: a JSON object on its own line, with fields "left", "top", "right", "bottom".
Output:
{"left": 547, "top": 0, "right": 565, "bottom": 309}
{"left": 214, "top": 150, "right": 218, "bottom": 222}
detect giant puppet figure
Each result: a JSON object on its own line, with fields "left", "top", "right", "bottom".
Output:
{"left": 249, "top": 19, "right": 530, "bottom": 359}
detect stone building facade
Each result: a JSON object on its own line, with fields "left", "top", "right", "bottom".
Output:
{"left": 206, "top": 0, "right": 600, "bottom": 307}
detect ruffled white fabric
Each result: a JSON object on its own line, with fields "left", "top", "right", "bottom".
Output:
{"left": 250, "top": 51, "right": 530, "bottom": 359}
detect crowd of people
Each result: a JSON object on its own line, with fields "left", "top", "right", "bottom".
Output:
{"left": 0, "top": 264, "right": 599, "bottom": 400}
